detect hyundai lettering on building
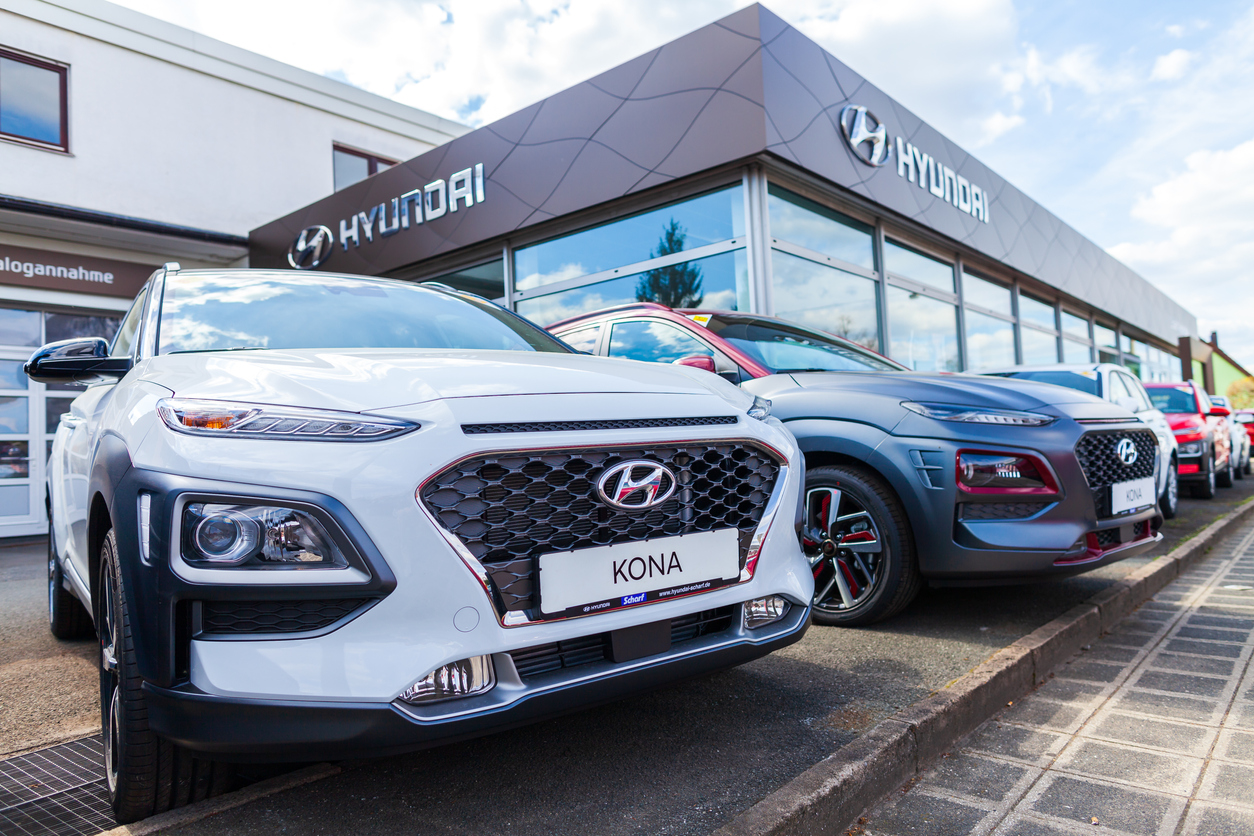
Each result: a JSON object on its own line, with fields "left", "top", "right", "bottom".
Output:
{"left": 840, "top": 105, "right": 990, "bottom": 224}
{"left": 286, "top": 163, "right": 487, "bottom": 270}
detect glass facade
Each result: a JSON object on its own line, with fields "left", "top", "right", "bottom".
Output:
{"left": 454, "top": 172, "right": 1182, "bottom": 385}
{"left": 964, "top": 309, "right": 1015, "bottom": 369}
{"left": 886, "top": 286, "right": 959, "bottom": 372}
{"left": 514, "top": 188, "right": 744, "bottom": 292}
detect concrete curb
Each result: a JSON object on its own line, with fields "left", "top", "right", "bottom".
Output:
{"left": 714, "top": 499, "right": 1254, "bottom": 836}
{"left": 98, "top": 763, "right": 340, "bottom": 835}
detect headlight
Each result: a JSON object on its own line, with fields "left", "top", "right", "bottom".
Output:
{"left": 1179, "top": 441, "right": 1202, "bottom": 456}
{"left": 902, "top": 401, "right": 1055, "bottom": 427}
{"left": 181, "top": 503, "right": 348, "bottom": 569}
{"left": 747, "top": 395, "right": 772, "bottom": 421}
{"left": 157, "top": 398, "right": 418, "bottom": 441}
{"left": 957, "top": 451, "right": 1058, "bottom": 494}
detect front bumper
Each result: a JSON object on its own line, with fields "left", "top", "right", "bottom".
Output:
{"left": 144, "top": 601, "right": 809, "bottom": 761}
{"left": 865, "top": 427, "right": 1163, "bottom": 584}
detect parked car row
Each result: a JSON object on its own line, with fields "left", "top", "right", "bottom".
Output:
{"left": 36, "top": 267, "right": 1188, "bottom": 821}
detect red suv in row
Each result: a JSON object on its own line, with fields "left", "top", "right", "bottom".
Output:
{"left": 1144, "top": 380, "right": 1233, "bottom": 498}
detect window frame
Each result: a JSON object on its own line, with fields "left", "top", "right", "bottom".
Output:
{"left": 0, "top": 47, "right": 69, "bottom": 152}
{"left": 332, "top": 143, "right": 398, "bottom": 191}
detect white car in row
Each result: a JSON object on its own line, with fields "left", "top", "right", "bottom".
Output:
{"left": 34, "top": 266, "right": 812, "bottom": 822}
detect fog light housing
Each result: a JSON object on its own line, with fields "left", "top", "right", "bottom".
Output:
{"left": 744, "top": 595, "right": 790, "bottom": 628}
{"left": 399, "top": 656, "right": 495, "bottom": 704}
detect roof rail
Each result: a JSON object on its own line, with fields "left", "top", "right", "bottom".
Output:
{"left": 546, "top": 301, "right": 672, "bottom": 330}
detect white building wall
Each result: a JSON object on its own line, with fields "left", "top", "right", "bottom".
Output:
{"left": 1, "top": 0, "right": 466, "bottom": 236}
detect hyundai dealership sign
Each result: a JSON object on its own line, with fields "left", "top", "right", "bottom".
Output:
{"left": 839, "top": 105, "right": 990, "bottom": 224}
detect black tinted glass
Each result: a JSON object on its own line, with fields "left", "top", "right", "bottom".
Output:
{"left": 989, "top": 370, "right": 1099, "bottom": 396}
{"left": 1147, "top": 386, "right": 1198, "bottom": 413}
{"left": 708, "top": 316, "right": 901, "bottom": 373}
{"left": 158, "top": 274, "right": 569, "bottom": 355}
{"left": 46, "top": 313, "right": 121, "bottom": 343}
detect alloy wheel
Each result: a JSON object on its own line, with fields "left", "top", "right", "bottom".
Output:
{"left": 803, "top": 486, "right": 883, "bottom": 614}
{"left": 100, "top": 564, "right": 120, "bottom": 794}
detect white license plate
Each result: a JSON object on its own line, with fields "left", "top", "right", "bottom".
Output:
{"left": 1111, "top": 476, "right": 1156, "bottom": 515}
{"left": 537, "top": 528, "right": 741, "bottom": 618}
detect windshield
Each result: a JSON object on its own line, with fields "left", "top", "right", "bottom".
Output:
{"left": 706, "top": 315, "right": 903, "bottom": 373}
{"left": 1147, "top": 386, "right": 1198, "bottom": 414}
{"left": 157, "top": 274, "right": 570, "bottom": 355}
{"left": 985, "top": 370, "right": 1100, "bottom": 396}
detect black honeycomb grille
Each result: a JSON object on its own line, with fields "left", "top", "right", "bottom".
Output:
{"left": 508, "top": 607, "right": 735, "bottom": 678}
{"left": 1074, "top": 430, "right": 1158, "bottom": 518}
{"left": 959, "top": 502, "right": 1051, "bottom": 521}
{"left": 200, "top": 599, "right": 371, "bottom": 634}
{"left": 462, "top": 416, "right": 737, "bottom": 434}
{"left": 421, "top": 443, "right": 780, "bottom": 614}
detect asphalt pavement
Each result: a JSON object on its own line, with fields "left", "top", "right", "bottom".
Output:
{"left": 2, "top": 479, "right": 1253, "bottom": 835}
{"left": 858, "top": 515, "right": 1254, "bottom": 835}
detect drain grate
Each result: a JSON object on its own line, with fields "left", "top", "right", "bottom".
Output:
{"left": 0, "top": 736, "right": 116, "bottom": 836}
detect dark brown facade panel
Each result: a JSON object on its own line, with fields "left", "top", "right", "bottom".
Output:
{"left": 0, "top": 243, "right": 151, "bottom": 298}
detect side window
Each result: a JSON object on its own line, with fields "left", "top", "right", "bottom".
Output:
{"left": 1107, "top": 372, "right": 1133, "bottom": 406}
{"left": 110, "top": 285, "right": 148, "bottom": 357}
{"left": 1122, "top": 375, "right": 1152, "bottom": 412}
{"left": 558, "top": 324, "right": 602, "bottom": 354}
{"left": 607, "top": 320, "right": 714, "bottom": 364}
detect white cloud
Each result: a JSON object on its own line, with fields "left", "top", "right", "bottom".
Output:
{"left": 1109, "top": 139, "right": 1254, "bottom": 365}
{"left": 1166, "top": 24, "right": 1185, "bottom": 38}
{"left": 1150, "top": 48, "right": 1194, "bottom": 81}
{"left": 976, "top": 111, "right": 1025, "bottom": 144}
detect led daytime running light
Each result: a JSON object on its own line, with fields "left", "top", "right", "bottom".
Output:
{"left": 903, "top": 401, "right": 1055, "bottom": 427}
{"left": 747, "top": 396, "right": 772, "bottom": 421}
{"left": 157, "top": 398, "right": 418, "bottom": 441}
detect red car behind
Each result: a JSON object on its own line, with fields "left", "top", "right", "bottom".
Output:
{"left": 1144, "top": 380, "right": 1233, "bottom": 499}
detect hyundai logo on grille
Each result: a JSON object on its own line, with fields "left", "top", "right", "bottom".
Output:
{"left": 597, "top": 461, "right": 677, "bottom": 510}
{"left": 1116, "top": 438, "right": 1139, "bottom": 466}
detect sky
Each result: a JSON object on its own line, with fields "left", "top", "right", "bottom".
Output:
{"left": 114, "top": 0, "right": 1254, "bottom": 368}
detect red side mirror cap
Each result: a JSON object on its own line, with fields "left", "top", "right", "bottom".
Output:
{"left": 1211, "top": 406, "right": 1232, "bottom": 417}
{"left": 674, "top": 354, "right": 717, "bottom": 373}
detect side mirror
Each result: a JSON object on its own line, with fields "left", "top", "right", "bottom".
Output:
{"left": 24, "top": 338, "right": 132, "bottom": 384}
{"left": 1210, "top": 405, "right": 1232, "bottom": 417}
{"left": 673, "top": 354, "right": 717, "bottom": 373}
{"left": 1114, "top": 395, "right": 1141, "bottom": 413}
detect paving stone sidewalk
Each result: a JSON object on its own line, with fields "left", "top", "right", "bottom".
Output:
{"left": 858, "top": 521, "right": 1254, "bottom": 836}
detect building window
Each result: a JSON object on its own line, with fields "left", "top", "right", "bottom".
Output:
{"left": 333, "top": 144, "right": 396, "bottom": 191}
{"left": 886, "top": 285, "right": 959, "bottom": 372}
{"left": 0, "top": 50, "right": 68, "bottom": 151}
{"left": 961, "top": 271, "right": 1012, "bottom": 316}
{"left": 1060, "top": 310, "right": 1090, "bottom": 340}
{"left": 1021, "top": 326, "right": 1060, "bottom": 364}
{"left": 513, "top": 187, "right": 744, "bottom": 293}
{"left": 1094, "top": 323, "right": 1118, "bottom": 364}
{"left": 767, "top": 185, "right": 874, "bottom": 270}
{"left": 964, "top": 308, "right": 1015, "bottom": 369}
{"left": 1018, "top": 294, "right": 1057, "bottom": 330}
{"left": 771, "top": 250, "right": 879, "bottom": 351}
{"left": 423, "top": 260, "right": 505, "bottom": 301}
{"left": 515, "top": 250, "right": 746, "bottom": 327}
{"left": 1063, "top": 338, "right": 1093, "bottom": 364}
{"left": 884, "top": 240, "right": 954, "bottom": 293}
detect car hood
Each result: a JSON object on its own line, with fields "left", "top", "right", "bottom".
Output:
{"left": 134, "top": 348, "right": 740, "bottom": 413}
{"left": 783, "top": 371, "right": 1105, "bottom": 409}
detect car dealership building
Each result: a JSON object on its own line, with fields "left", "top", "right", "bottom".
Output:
{"left": 251, "top": 4, "right": 1197, "bottom": 392}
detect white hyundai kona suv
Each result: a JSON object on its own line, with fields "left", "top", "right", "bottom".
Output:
{"left": 31, "top": 265, "right": 811, "bottom": 822}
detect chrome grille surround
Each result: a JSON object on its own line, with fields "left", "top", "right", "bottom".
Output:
{"left": 416, "top": 439, "right": 789, "bottom": 627}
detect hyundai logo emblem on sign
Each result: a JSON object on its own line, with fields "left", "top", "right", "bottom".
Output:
{"left": 596, "top": 461, "right": 677, "bottom": 510}
{"left": 287, "top": 225, "right": 334, "bottom": 270}
{"left": 839, "top": 105, "right": 890, "bottom": 167}
{"left": 1116, "top": 438, "right": 1139, "bottom": 466}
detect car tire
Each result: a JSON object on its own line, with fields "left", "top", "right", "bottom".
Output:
{"left": 99, "top": 529, "right": 234, "bottom": 823}
{"left": 1159, "top": 459, "right": 1179, "bottom": 520}
{"left": 802, "top": 465, "right": 921, "bottom": 627}
{"left": 48, "top": 523, "right": 92, "bottom": 640}
{"left": 1195, "top": 455, "right": 1218, "bottom": 499}
{"left": 1237, "top": 446, "right": 1246, "bottom": 481}
{"left": 1218, "top": 453, "right": 1236, "bottom": 488}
